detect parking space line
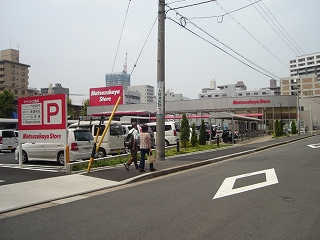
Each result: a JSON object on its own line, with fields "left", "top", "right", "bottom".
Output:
{"left": 0, "top": 164, "right": 65, "bottom": 173}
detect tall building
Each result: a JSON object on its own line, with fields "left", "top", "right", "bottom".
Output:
{"left": 289, "top": 52, "right": 320, "bottom": 80}
{"left": 0, "top": 48, "right": 34, "bottom": 99}
{"left": 126, "top": 85, "right": 154, "bottom": 103}
{"left": 41, "top": 83, "right": 69, "bottom": 97}
{"left": 105, "top": 72, "right": 130, "bottom": 87}
{"left": 280, "top": 74, "right": 320, "bottom": 98}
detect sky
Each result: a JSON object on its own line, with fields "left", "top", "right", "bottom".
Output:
{"left": 1, "top": 0, "right": 320, "bottom": 105}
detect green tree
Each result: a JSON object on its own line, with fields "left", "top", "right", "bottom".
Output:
{"left": 190, "top": 122, "right": 198, "bottom": 147}
{"left": 275, "top": 119, "right": 283, "bottom": 137}
{"left": 180, "top": 113, "right": 190, "bottom": 148}
{"left": 0, "top": 89, "right": 15, "bottom": 118}
{"left": 80, "top": 99, "right": 90, "bottom": 117}
{"left": 67, "top": 98, "right": 75, "bottom": 119}
{"left": 291, "top": 120, "right": 297, "bottom": 134}
{"left": 199, "top": 120, "right": 207, "bottom": 145}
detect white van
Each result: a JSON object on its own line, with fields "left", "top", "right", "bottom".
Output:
{"left": 15, "top": 128, "right": 94, "bottom": 165}
{"left": 68, "top": 120, "right": 125, "bottom": 158}
{"left": 147, "top": 122, "right": 180, "bottom": 146}
{"left": 0, "top": 129, "right": 17, "bottom": 152}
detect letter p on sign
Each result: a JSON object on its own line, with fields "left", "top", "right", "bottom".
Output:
{"left": 44, "top": 100, "right": 62, "bottom": 124}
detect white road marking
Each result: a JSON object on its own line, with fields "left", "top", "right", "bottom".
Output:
{"left": 307, "top": 143, "right": 320, "bottom": 148}
{"left": 213, "top": 168, "right": 278, "bottom": 199}
{"left": 0, "top": 164, "right": 64, "bottom": 172}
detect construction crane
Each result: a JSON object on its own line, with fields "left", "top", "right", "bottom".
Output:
{"left": 123, "top": 53, "right": 127, "bottom": 74}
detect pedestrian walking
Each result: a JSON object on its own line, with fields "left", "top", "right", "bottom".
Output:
{"left": 124, "top": 122, "right": 139, "bottom": 170}
{"left": 138, "top": 124, "right": 156, "bottom": 172}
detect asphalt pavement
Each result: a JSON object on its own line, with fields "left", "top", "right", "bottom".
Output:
{"left": 0, "top": 133, "right": 316, "bottom": 214}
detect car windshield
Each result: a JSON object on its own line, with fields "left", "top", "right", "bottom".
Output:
{"left": 74, "top": 130, "right": 94, "bottom": 141}
{"left": 3, "top": 131, "right": 15, "bottom": 137}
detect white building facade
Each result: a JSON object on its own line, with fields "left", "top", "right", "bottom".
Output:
{"left": 289, "top": 52, "right": 320, "bottom": 81}
{"left": 126, "top": 85, "right": 154, "bottom": 103}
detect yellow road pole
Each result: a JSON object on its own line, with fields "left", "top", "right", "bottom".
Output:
{"left": 65, "top": 145, "right": 70, "bottom": 164}
{"left": 87, "top": 96, "right": 121, "bottom": 172}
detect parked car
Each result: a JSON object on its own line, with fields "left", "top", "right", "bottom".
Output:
{"left": 0, "top": 129, "right": 17, "bottom": 152}
{"left": 15, "top": 128, "right": 94, "bottom": 165}
{"left": 195, "top": 124, "right": 216, "bottom": 141}
{"left": 147, "top": 122, "right": 180, "bottom": 147}
{"left": 68, "top": 120, "right": 126, "bottom": 158}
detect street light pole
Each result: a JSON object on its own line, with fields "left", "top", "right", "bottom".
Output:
{"left": 310, "top": 97, "right": 313, "bottom": 135}
{"left": 297, "top": 83, "right": 300, "bottom": 135}
{"left": 279, "top": 102, "right": 283, "bottom": 132}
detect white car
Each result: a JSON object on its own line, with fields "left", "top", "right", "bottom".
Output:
{"left": 15, "top": 128, "right": 94, "bottom": 165}
{"left": 0, "top": 129, "right": 17, "bottom": 152}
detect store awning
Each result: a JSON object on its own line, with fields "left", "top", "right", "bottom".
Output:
{"left": 209, "top": 112, "right": 262, "bottom": 121}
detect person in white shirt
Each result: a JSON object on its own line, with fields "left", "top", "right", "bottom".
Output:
{"left": 124, "top": 122, "right": 139, "bottom": 170}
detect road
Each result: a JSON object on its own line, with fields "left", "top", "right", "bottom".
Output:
{"left": 0, "top": 151, "right": 65, "bottom": 185}
{"left": 0, "top": 136, "right": 319, "bottom": 239}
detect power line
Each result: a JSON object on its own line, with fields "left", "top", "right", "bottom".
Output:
{"left": 168, "top": 0, "right": 216, "bottom": 11}
{"left": 215, "top": 1, "right": 289, "bottom": 70}
{"left": 130, "top": 16, "right": 157, "bottom": 76}
{"left": 268, "top": 0, "right": 309, "bottom": 54}
{"left": 110, "top": 0, "right": 131, "bottom": 75}
{"left": 189, "top": 0, "right": 261, "bottom": 20}
{"left": 166, "top": 11, "right": 280, "bottom": 80}
{"left": 258, "top": 0, "right": 305, "bottom": 55}
{"left": 249, "top": 0, "right": 302, "bottom": 56}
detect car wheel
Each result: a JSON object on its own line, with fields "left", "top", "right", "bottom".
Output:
{"left": 95, "top": 148, "right": 106, "bottom": 158}
{"left": 57, "top": 151, "right": 65, "bottom": 165}
{"left": 165, "top": 140, "right": 169, "bottom": 147}
{"left": 11, "top": 149, "right": 15, "bottom": 152}
{"left": 22, "top": 151, "right": 28, "bottom": 163}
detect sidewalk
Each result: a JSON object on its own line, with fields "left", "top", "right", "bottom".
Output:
{"left": 0, "top": 133, "right": 314, "bottom": 214}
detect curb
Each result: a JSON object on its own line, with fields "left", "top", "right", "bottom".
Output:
{"left": 120, "top": 134, "right": 313, "bottom": 184}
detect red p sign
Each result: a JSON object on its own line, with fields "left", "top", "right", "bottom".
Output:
{"left": 44, "top": 100, "right": 62, "bottom": 124}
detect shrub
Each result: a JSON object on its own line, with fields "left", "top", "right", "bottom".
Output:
{"left": 190, "top": 122, "right": 198, "bottom": 147}
{"left": 291, "top": 120, "right": 297, "bottom": 134}
{"left": 180, "top": 113, "right": 190, "bottom": 148}
{"left": 199, "top": 120, "right": 207, "bottom": 145}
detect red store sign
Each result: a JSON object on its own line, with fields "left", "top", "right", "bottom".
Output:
{"left": 90, "top": 86, "right": 123, "bottom": 106}
{"left": 233, "top": 99, "right": 271, "bottom": 105}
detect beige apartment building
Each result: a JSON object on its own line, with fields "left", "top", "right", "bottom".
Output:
{"left": 0, "top": 48, "right": 39, "bottom": 99}
{"left": 281, "top": 74, "right": 320, "bottom": 98}
{"left": 281, "top": 74, "right": 320, "bottom": 128}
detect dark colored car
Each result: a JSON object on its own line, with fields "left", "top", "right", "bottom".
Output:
{"left": 195, "top": 124, "right": 216, "bottom": 141}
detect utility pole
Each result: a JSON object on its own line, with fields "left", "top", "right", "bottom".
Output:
{"left": 157, "top": 0, "right": 165, "bottom": 160}
{"left": 297, "top": 83, "right": 300, "bottom": 135}
{"left": 309, "top": 93, "right": 313, "bottom": 136}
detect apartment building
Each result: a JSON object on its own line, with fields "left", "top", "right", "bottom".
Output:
{"left": 41, "top": 83, "right": 69, "bottom": 97}
{"left": 126, "top": 85, "right": 154, "bottom": 103}
{"left": 281, "top": 74, "right": 320, "bottom": 98}
{"left": 199, "top": 80, "right": 274, "bottom": 99}
{"left": 0, "top": 49, "right": 36, "bottom": 99}
{"left": 289, "top": 52, "right": 320, "bottom": 80}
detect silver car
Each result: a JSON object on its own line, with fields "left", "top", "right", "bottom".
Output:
{"left": 15, "top": 128, "right": 94, "bottom": 165}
